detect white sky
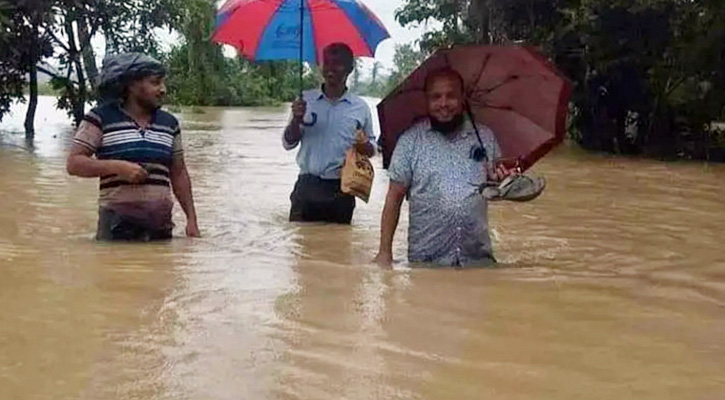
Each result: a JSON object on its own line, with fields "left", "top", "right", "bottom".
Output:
{"left": 352, "top": 0, "right": 429, "bottom": 76}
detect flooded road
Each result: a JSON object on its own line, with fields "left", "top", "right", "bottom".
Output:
{"left": 1, "top": 96, "right": 724, "bottom": 399}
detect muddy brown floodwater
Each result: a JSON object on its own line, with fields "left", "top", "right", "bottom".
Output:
{"left": 1, "top": 96, "right": 724, "bottom": 399}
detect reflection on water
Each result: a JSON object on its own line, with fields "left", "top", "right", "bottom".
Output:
{"left": 1, "top": 96, "right": 725, "bottom": 399}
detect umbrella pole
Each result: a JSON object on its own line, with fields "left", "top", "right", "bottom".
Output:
{"left": 298, "top": 0, "right": 304, "bottom": 97}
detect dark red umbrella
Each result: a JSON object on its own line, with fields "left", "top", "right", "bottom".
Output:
{"left": 377, "top": 44, "right": 572, "bottom": 171}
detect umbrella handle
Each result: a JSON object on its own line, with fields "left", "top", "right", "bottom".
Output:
{"left": 302, "top": 112, "right": 317, "bottom": 127}
{"left": 464, "top": 102, "right": 488, "bottom": 160}
{"left": 466, "top": 102, "right": 523, "bottom": 173}
{"left": 298, "top": 0, "right": 304, "bottom": 96}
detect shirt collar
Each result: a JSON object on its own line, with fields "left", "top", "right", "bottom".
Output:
{"left": 316, "top": 85, "right": 352, "bottom": 104}
{"left": 118, "top": 102, "right": 158, "bottom": 127}
{"left": 426, "top": 116, "right": 475, "bottom": 139}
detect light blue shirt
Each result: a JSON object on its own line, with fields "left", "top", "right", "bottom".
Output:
{"left": 388, "top": 118, "right": 501, "bottom": 267}
{"left": 283, "top": 89, "right": 376, "bottom": 180}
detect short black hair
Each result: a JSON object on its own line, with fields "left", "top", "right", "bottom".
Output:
{"left": 423, "top": 67, "right": 465, "bottom": 94}
{"left": 323, "top": 42, "right": 354, "bottom": 71}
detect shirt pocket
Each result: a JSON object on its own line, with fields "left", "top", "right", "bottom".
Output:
{"left": 340, "top": 113, "right": 365, "bottom": 142}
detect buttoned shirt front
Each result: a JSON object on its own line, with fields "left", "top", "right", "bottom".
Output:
{"left": 387, "top": 118, "right": 501, "bottom": 267}
{"left": 283, "top": 88, "right": 376, "bottom": 180}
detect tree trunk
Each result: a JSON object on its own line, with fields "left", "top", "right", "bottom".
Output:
{"left": 74, "top": 60, "right": 88, "bottom": 125}
{"left": 78, "top": 15, "right": 99, "bottom": 91}
{"left": 614, "top": 108, "right": 629, "bottom": 154}
{"left": 24, "top": 66, "right": 39, "bottom": 142}
{"left": 24, "top": 23, "right": 39, "bottom": 142}
{"left": 468, "top": 0, "right": 490, "bottom": 43}
{"left": 65, "top": 17, "right": 86, "bottom": 126}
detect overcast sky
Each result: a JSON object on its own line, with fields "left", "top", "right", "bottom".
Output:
{"left": 351, "top": 0, "right": 429, "bottom": 75}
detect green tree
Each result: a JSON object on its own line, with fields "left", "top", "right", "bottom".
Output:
{"left": 385, "top": 42, "right": 425, "bottom": 93}
{"left": 0, "top": 0, "right": 54, "bottom": 140}
{"left": 162, "top": 0, "right": 319, "bottom": 107}
{"left": 351, "top": 59, "right": 362, "bottom": 92}
{"left": 349, "top": 44, "right": 425, "bottom": 99}
{"left": 0, "top": 0, "right": 183, "bottom": 136}
{"left": 0, "top": 1, "right": 33, "bottom": 125}
{"left": 560, "top": 0, "right": 725, "bottom": 158}
{"left": 394, "top": 0, "right": 725, "bottom": 160}
{"left": 395, "top": 0, "right": 476, "bottom": 52}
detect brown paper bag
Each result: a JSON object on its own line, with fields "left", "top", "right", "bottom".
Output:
{"left": 341, "top": 130, "right": 375, "bottom": 203}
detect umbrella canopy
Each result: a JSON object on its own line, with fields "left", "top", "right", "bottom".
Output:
{"left": 212, "top": 0, "right": 390, "bottom": 65}
{"left": 377, "top": 44, "right": 572, "bottom": 171}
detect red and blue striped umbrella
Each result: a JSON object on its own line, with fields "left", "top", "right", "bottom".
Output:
{"left": 212, "top": 0, "right": 390, "bottom": 65}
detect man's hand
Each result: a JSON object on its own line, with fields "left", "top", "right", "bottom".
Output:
{"left": 490, "top": 162, "right": 516, "bottom": 183}
{"left": 376, "top": 181, "right": 406, "bottom": 269}
{"left": 291, "top": 98, "right": 306, "bottom": 122}
{"left": 373, "top": 252, "right": 393, "bottom": 269}
{"left": 354, "top": 130, "right": 374, "bottom": 156}
{"left": 186, "top": 220, "right": 201, "bottom": 238}
{"left": 284, "top": 98, "right": 306, "bottom": 145}
{"left": 115, "top": 161, "right": 148, "bottom": 183}
{"left": 355, "top": 140, "right": 374, "bottom": 155}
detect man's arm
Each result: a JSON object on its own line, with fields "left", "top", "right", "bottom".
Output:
{"left": 374, "top": 127, "right": 415, "bottom": 267}
{"left": 283, "top": 98, "right": 306, "bottom": 149}
{"left": 67, "top": 147, "right": 143, "bottom": 179}
{"left": 66, "top": 121, "right": 147, "bottom": 182}
{"left": 355, "top": 106, "right": 376, "bottom": 157}
{"left": 483, "top": 127, "right": 515, "bottom": 182}
{"left": 170, "top": 156, "right": 200, "bottom": 237}
{"left": 284, "top": 121, "right": 303, "bottom": 148}
{"left": 373, "top": 181, "right": 407, "bottom": 267}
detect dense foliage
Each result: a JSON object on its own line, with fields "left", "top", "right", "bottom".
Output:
{"left": 392, "top": 0, "right": 725, "bottom": 160}
{"left": 3, "top": 0, "right": 724, "bottom": 161}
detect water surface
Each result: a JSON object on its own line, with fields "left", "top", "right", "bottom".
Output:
{"left": 1, "top": 97, "right": 724, "bottom": 399}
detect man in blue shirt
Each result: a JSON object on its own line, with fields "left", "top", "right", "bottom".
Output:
{"left": 374, "top": 68, "right": 514, "bottom": 267}
{"left": 282, "top": 43, "right": 377, "bottom": 224}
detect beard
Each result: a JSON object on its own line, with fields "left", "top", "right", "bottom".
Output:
{"left": 430, "top": 112, "right": 464, "bottom": 135}
{"left": 138, "top": 96, "right": 162, "bottom": 112}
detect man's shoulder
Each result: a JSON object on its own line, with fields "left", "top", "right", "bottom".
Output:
{"left": 302, "top": 88, "right": 323, "bottom": 101}
{"left": 88, "top": 102, "right": 120, "bottom": 118}
{"left": 85, "top": 102, "right": 123, "bottom": 127}
{"left": 344, "top": 92, "right": 369, "bottom": 107}
{"left": 155, "top": 109, "right": 180, "bottom": 128}
{"left": 392, "top": 119, "right": 430, "bottom": 151}
{"left": 401, "top": 119, "right": 431, "bottom": 138}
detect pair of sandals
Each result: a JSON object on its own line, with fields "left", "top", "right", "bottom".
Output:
{"left": 477, "top": 173, "right": 547, "bottom": 202}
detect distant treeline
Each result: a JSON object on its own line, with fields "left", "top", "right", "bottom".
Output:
{"left": 3, "top": 0, "right": 724, "bottom": 161}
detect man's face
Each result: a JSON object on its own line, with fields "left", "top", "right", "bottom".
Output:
{"left": 322, "top": 51, "right": 351, "bottom": 88}
{"left": 128, "top": 75, "right": 166, "bottom": 111}
{"left": 426, "top": 77, "right": 464, "bottom": 123}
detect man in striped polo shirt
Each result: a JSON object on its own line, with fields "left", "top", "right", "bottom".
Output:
{"left": 66, "top": 53, "right": 200, "bottom": 241}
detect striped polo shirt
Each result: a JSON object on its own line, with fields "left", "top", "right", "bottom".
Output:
{"left": 73, "top": 103, "right": 183, "bottom": 207}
